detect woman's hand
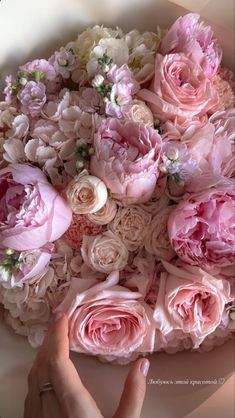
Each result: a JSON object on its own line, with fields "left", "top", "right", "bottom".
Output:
{"left": 24, "top": 312, "right": 150, "bottom": 418}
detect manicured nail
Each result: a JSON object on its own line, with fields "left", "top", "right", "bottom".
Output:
{"left": 51, "top": 311, "right": 64, "bottom": 322}
{"left": 140, "top": 359, "right": 150, "bottom": 377}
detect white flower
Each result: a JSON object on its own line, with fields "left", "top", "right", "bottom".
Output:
{"left": 6, "top": 114, "right": 29, "bottom": 139}
{"left": 124, "top": 29, "right": 162, "bottom": 84}
{"left": 66, "top": 170, "right": 108, "bottom": 214}
{"left": 87, "top": 38, "right": 129, "bottom": 77}
{"left": 71, "top": 25, "right": 122, "bottom": 68}
{"left": 81, "top": 230, "right": 129, "bottom": 273}
{"left": 3, "top": 138, "right": 26, "bottom": 163}
{"left": 92, "top": 74, "right": 105, "bottom": 87}
{"left": 109, "top": 206, "right": 152, "bottom": 251}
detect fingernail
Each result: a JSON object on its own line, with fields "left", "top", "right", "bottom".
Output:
{"left": 51, "top": 311, "right": 64, "bottom": 322}
{"left": 140, "top": 359, "right": 150, "bottom": 377}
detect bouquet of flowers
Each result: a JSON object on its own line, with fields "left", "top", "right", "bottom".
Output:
{"left": 0, "top": 13, "right": 234, "bottom": 364}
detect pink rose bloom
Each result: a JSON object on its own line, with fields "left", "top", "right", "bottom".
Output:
{"left": 139, "top": 53, "right": 218, "bottom": 121}
{"left": 168, "top": 182, "right": 235, "bottom": 270}
{"left": 0, "top": 164, "right": 72, "bottom": 251}
{"left": 154, "top": 261, "right": 231, "bottom": 348}
{"left": 160, "top": 13, "right": 222, "bottom": 78}
{"left": 57, "top": 271, "right": 155, "bottom": 360}
{"left": 90, "top": 118, "right": 162, "bottom": 204}
{"left": 17, "top": 81, "right": 46, "bottom": 118}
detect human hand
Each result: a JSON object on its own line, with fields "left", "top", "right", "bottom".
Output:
{"left": 24, "top": 312, "right": 150, "bottom": 418}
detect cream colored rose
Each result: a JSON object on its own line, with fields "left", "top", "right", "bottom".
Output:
{"left": 123, "top": 100, "right": 154, "bottom": 126}
{"left": 109, "top": 206, "right": 151, "bottom": 251}
{"left": 66, "top": 170, "right": 108, "bottom": 214}
{"left": 87, "top": 199, "right": 117, "bottom": 225}
{"left": 81, "top": 230, "right": 129, "bottom": 273}
{"left": 145, "top": 207, "right": 175, "bottom": 261}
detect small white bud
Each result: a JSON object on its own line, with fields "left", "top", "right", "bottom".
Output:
{"left": 166, "top": 146, "right": 179, "bottom": 161}
{"left": 92, "top": 74, "right": 105, "bottom": 88}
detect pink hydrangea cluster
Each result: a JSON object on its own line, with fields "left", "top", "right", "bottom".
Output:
{"left": 0, "top": 14, "right": 234, "bottom": 361}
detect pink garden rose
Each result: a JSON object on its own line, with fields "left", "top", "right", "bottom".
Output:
{"left": 139, "top": 53, "right": 218, "bottom": 121}
{"left": 168, "top": 181, "right": 235, "bottom": 270}
{"left": 0, "top": 164, "right": 72, "bottom": 250}
{"left": 57, "top": 271, "right": 155, "bottom": 360}
{"left": 90, "top": 118, "right": 162, "bottom": 204}
{"left": 154, "top": 261, "right": 231, "bottom": 348}
{"left": 160, "top": 13, "right": 222, "bottom": 78}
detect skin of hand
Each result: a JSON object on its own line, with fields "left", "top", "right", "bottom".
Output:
{"left": 24, "top": 312, "right": 150, "bottom": 418}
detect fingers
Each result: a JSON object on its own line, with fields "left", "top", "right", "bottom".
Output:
{"left": 41, "top": 312, "right": 103, "bottom": 418}
{"left": 113, "top": 358, "right": 150, "bottom": 418}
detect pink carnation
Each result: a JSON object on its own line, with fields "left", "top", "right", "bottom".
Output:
{"left": 139, "top": 53, "right": 218, "bottom": 121}
{"left": 168, "top": 181, "right": 235, "bottom": 270}
{"left": 90, "top": 118, "right": 162, "bottom": 204}
{"left": 154, "top": 261, "right": 232, "bottom": 348}
{"left": 0, "top": 164, "right": 72, "bottom": 251}
{"left": 160, "top": 13, "right": 222, "bottom": 78}
{"left": 57, "top": 271, "right": 155, "bottom": 361}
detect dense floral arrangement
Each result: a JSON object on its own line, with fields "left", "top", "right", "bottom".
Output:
{"left": 0, "top": 13, "right": 234, "bottom": 364}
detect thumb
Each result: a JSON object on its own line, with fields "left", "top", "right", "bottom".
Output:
{"left": 113, "top": 358, "right": 150, "bottom": 418}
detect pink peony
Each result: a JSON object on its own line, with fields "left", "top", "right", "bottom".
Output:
{"left": 168, "top": 181, "right": 235, "bottom": 270}
{"left": 154, "top": 261, "right": 231, "bottom": 348}
{"left": 160, "top": 13, "right": 222, "bottom": 78}
{"left": 17, "top": 81, "right": 46, "bottom": 118}
{"left": 57, "top": 271, "right": 155, "bottom": 360}
{"left": 90, "top": 118, "right": 162, "bottom": 204}
{"left": 139, "top": 53, "right": 218, "bottom": 121}
{"left": 0, "top": 164, "right": 72, "bottom": 251}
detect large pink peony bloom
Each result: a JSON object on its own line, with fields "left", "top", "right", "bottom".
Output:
{"left": 139, "top": 53, "right": 218, "bottom": 121}
{"left": 0, "top": 164, "right": 72, "bottom": 250}
{"left": 57, "top": 271, "right": 155, "bottom": 361}
{"left": 168, "top": 181, "right": 235, "bottom": 270}
{"left": 90, "top": 118, "right": 162, "bottom": 204}
{"left": 154, "top": 261, "right": 232, "bottom": 348}
{"left": 160, "top": 13, "right": 222, "bottom": 78}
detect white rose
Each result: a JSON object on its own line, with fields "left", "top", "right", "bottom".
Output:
{"left": 109, "top": 206, "right": 151, "bottom": 251}
{"left": 87, "top": 199, "right": 117, "bottom": 225}
{"left": 145, "top": 207, "right": 175, "bottom": 261}
{"left": 66, "top": 170, "right": 108, "bottom": 214}
{"left": 81, "top": 230, "right": 129, "bottom": 273}
{"left": 122, "top": 100, "right": 154, "bottom": 126}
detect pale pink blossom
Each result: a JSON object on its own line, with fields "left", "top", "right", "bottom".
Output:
{"left": 109, "top": 205, "right": 151, "bottom": 251}
{"left": 81, "top": 230, "right": 129, "bottom": 273}
{"left": 139, "top": 53, "right": 218, "bottom": 121}
{"left": 17, "top": 81, "right": 46, "bottom": 118}
{"left": 160, "top": 13, "right": 222, "bottom": 78}
{"left": 122, "top": 100, "right": 154, "bottom": 126}
{"left": 154, "top": 261, "right": 232, "bottom": 348}
{"left": 66, "top": 170, "right": 108, "bottom": 215}
{"left": 19, "top": 59, "right": 56, "bottom": 81}
{"left": 90, "top": 118, "right": 162, "bottom": 204}
{"left": 145, "top": 207, "right": 176, "bottom": 261}
{"left": 57, "top": 271, "right": 155, "bottom": 360}
{"left": 0, "top": 164, "right": 72, "bottom": 250}
{"left": 87, "top": 199, "right": 117, "bottom": 225}
{"left": 49, "top": 47, "right": 79, "bottom": 79}
{"left": 168, "top": 181, "right": 235, "bottom": 270}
